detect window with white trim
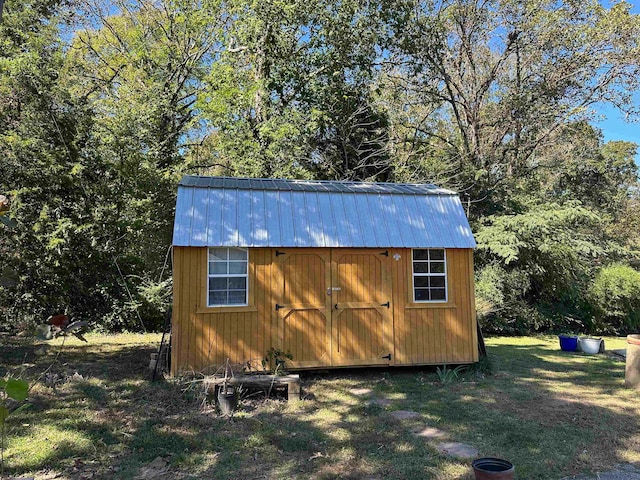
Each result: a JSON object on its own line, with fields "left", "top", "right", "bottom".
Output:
{"left": 412, "top": 249, "right": 447, "bottom": 302}
{"left": 207, "top": 247, "right": 248, "bottom": 306}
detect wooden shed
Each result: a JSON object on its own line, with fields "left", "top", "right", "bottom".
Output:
{"left": 171, "top": 176, "right": 478, "bottom": 374}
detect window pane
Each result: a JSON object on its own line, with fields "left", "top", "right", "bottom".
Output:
{"left": 414, "top": 277, "right": 429, "bottom": 287}
{"left": 429, "top": 249, "right": 445, "bottom": 261}
{"left": 431, "top": 288, "right": 446, "bottom": 301}
{"left": 209, "top": 290, "right": 227, "bottom": 305}
{"left": 228, "top": 290, "right": 246, "bottom": 304}
{"left": 229, "top": 262, "right": 247, "bottom": 274}
{"left": 210, "top": 262, "right": 227, "bottom": 274}
{"left": 209, "top": 248, "right": 228, "bottom": 261}
{"left": 430, "top": 262, "right": 445, "bottom": 274}
{"left": 413, "top": 262, "right": 429, "bottom": 273}
{"left": 413, "top": 250, "right": 429, "bottom": 260}
{"left": 210, "top": 278, "right": 227, "bottom": 290}
{"left": 228, "top": 277, "right": 246, "bottom": 290}
{"left": 415, "top": 289, "right": 429, "bottom": 301}
{"left": 430, "top": 276, "right": 445, "bottom": 288}
{"left": 229, "top": 248, "right": 247, "bottom": 260}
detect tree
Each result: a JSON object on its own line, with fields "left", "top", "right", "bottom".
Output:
{"left": 383, "top": 0, "right": 640, "bottom": 215}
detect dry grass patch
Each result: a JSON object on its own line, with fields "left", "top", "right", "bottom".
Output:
{"left": 0, "top": 333, "right": 638, "bottom": 479}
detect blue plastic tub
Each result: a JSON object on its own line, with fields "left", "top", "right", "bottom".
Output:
{"left": 559, "top": 335, "right": 579, "bottom": 352}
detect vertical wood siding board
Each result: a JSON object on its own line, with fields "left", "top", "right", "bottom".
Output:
{"left": 171, "top": 248, "right": 182, "bottom": 375}
{"left": 452, "top": 250, "right": 462, "bottom": 361}
{"left": 185, "top": 248, "right": 196, "bottom": 370}
{"left": 390, "top": 249, "right": 399, "bottom": 363}
{"left": 395, "top": 250, "right": 404, "bottom": 364}
{"left": 196, "top": 248, "right": 206, "bottom": 369}
{"left": 402, "top": 250, "right": 409, "bottom": 364}
{"left": 366, "top": 256, "right": 373, "bottom": 356}
{"left": 465, "top": 250, "right": 474, "bottom": 361}
{"left": 398, "top": 249, "right": 406, "bottom": 364}
{"left": 197, "top": 249, "right": 205, "bottom": 369}
{"left": 447, "top": 308, "right": 454, "bottom": 363}
{"left": 461, "top": 249, "right": 471, "bottom": 361}
{"left": 428, "top": 309, "right": 436, "bottom": 363}
{"left": 325, "top": 250, "right": 332, "bottom": 366}
{"left": 468, "top": 250, "right": 479, "bottom": 361}
{"left": 431, "top": 308, "right": 439, "bottom": 362}
{"left": 448, "top": 250, "right": 457, "bottom": 362}
{"left": 456, "top": 250, "right": 463, "bottom": 361}
{"left": 257, "top": 249, "right": 265, "bottom": 364}
{"left": 179, "top": 247, "right": 189, "bottom": 372}
{"left": 460, "top": 250, "right": 470, "bottom": 361}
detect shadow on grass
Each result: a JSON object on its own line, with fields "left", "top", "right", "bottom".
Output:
{"left": 1, "top": 336, "right": 638, "bottom": 479}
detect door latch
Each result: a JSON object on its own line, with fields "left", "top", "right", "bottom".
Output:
{"left": 381, "top": 353, "right": 392, "bottom": 361}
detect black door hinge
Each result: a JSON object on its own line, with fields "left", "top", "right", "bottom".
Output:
{"left": 380, "top": 250, "right": 389, "bottom": 256}
{"left": 275, "top": 303, "right": 284, "bottom": 311}
{"left": 275, "top": 250, "right": 285, "bottom": 256}
{"left": 381, "top": 301, "right": 390, "bottom": 308}
{"left": 382, "top": 353, "right": 392, "bottom": 361}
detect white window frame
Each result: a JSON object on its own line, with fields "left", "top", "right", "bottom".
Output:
{"left": 207, "top": 247, "right": 249, "bottom": 307}
{"left": 412, "top": 248, "right": 448, "bottom": 303}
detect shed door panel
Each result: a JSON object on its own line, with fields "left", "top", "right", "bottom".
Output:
{"left": 331, "top": 250, "right": 392, "bottom": 366}
{"left": 276, "top": 249, "right": 331, "bottom": 367}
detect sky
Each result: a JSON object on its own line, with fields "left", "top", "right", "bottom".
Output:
{"left": 596, "top": 1, "right": 640, "bottom": 166}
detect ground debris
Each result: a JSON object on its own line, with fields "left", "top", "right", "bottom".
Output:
{"left": 134, "top": 456, "right": 171, "bottom": 479}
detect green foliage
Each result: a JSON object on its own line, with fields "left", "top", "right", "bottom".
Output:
{"left": 0, "top": 376, "right": 30, "bottom": 474}
{"left": 435, "top": 364, "right": 467, "bottom": 384}
{"left": 1, "top": 0, "right": 639, "bottom": 335}
{"left": 588, "top": 264, "right": 640, "bottom": 334}
{"left": 262, "top": 348, "right": 293, "bottom": 374}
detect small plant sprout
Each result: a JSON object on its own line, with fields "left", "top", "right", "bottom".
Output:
{"left": 436, "top": 364, "right": 467, "bottom": 384}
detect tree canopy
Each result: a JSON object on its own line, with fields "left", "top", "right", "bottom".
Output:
{"left": 1, "top": 0, "right": 638, "bottom": 333}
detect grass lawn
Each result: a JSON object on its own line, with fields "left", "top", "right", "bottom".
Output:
{"left": 0, "top": 333, "right": 638, "bottom": 479}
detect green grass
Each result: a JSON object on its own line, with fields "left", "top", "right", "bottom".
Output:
{"left": 0, "top": 333, "right": 638, "bottom": 479}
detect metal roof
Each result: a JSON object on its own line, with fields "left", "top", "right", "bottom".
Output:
{"left": 173, "top": 176, "right": 476, "bottom": 248}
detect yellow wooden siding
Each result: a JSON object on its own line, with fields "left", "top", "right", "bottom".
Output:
{"left": 171, "top": 247, "right": 477, "bottom": 374}
{"left": 392, "top": 248, "right": 478, "bottom": 365}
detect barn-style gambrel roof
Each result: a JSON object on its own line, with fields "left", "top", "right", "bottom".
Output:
{"left": 173, "top": 176, "right": 476, "bottom": 248}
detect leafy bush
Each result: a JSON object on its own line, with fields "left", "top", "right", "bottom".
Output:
{"left": 588, "top": 264, "right": 640, "bottom": 334}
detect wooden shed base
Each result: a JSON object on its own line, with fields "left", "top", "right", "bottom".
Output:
{"left": 204, "top": 374, "right": 301, "bottom": 402}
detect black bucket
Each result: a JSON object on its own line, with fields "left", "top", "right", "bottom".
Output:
{"left": 472, "top": 458, "right": 514, "bottom": 480}
{"left": 217, "top": 385, "right": 238, "bottom": 416}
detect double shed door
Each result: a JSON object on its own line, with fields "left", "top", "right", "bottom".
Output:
{"left": 274, "top": 248, "right": 393, "bottom": 368}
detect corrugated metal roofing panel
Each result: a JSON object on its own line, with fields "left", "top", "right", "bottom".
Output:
{"left": 178, "top": 175, "right": 454, "bottom": 195}
{"left": 173, "top": 176, "right": 476, "bottom": 248}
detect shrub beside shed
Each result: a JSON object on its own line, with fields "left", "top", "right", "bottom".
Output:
{"left": 171, "top": 176, "right": 478, "bottom": 374}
